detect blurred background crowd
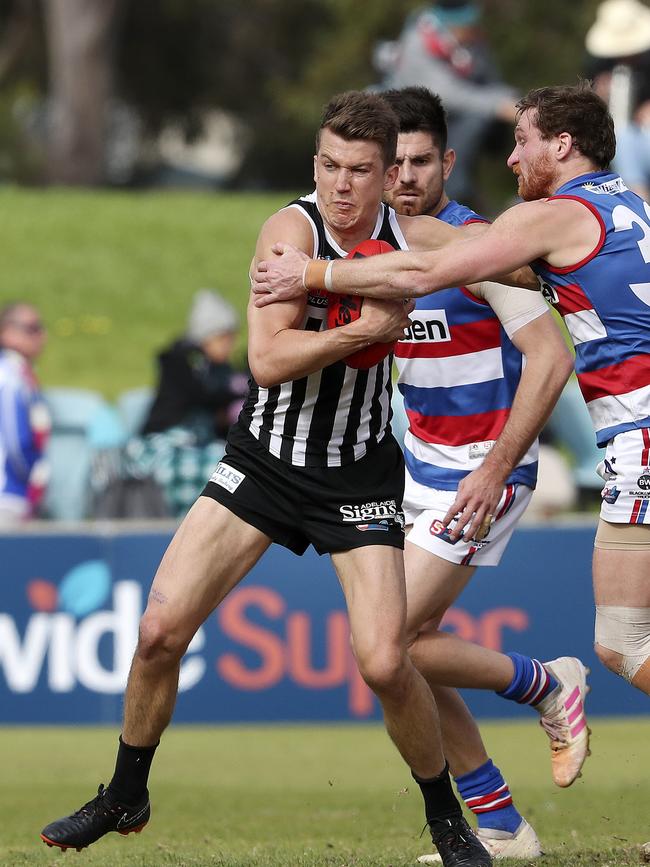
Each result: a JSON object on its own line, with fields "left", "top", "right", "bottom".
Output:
{"left": 2, "top": 0, "right": 649, "bottom": 525}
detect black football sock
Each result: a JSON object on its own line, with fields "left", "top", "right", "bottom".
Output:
{"left": 107, "top": 735, "right": 159, "bottom": 806}
{"left": 413, "top": 762, "right": 463, "bottom": 825}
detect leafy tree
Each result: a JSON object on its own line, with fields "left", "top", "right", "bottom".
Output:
{"left": 0, "top": 0, "right": 618, "bottom": 191}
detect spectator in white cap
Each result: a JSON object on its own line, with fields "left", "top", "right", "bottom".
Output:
{"left": 586, "top": 0, "right": 650, "bottom": 199}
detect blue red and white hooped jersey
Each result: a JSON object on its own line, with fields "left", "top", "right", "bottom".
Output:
{"left": 533, "top": 171, "right": 650, "bottom": 447}
{"left": 394, "top": 199, "right": 538, "bottom": 491}
{"left": 0, "top": 349, "right": 50, "bottom": 515}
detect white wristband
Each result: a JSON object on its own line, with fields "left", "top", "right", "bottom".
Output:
{"left": 301, "top": 261, "right": 309, "bottom": 290}
{"left": 324, "top": 260, "right": 334, "bottom": 292}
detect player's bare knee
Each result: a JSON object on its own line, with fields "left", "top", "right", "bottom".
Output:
{"left": 136, "top": 612, "right": 189, "bottom": 664}
{"left": 356, "top": 645, "right": 408, "bottom": 696}
{"left": 595, "top": 606, "right": 650, "bottom": 683}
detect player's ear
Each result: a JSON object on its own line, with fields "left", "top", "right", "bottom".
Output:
{"left": 443, "top": 148, "right": 456, "bottom": 182}
{"left": 384, "top": 162, "right": 399, "bottom": 191}
{"left": 557, "top": 132, "right": 572, "bottom": 160}
{"left": 313, "top": 154, "right": 318, "bottom": 185}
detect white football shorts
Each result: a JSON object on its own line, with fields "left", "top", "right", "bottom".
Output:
{"left": 598, "top": 427, "right": 650, "bottom": 524}
{"left": 404, "top": 470, "right": 533, "bottom": 567}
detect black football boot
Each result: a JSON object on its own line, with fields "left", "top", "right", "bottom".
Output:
{"left": 428, "top": 814, "right": 492, "bottom": 866}
{"left": 40, "top": 784, "right": 150, "bottom": 851}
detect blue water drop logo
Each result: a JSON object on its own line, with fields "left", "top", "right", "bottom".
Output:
{"left": 59, "top": 560, "right": 111, "bottom": 617}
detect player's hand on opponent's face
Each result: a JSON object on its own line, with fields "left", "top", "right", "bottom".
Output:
{"left": 358, "top": 297, "right": 414, "bottom": 343}
{"left": 442, "top": 462, "right": 506, "bottom": 543}
{"left": 253, "top": 243, "right": 309, "bottom": 307}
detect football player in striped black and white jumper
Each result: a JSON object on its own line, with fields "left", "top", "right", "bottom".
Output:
{"left": 41, "top": 91, "right": 507, "bottom": 867}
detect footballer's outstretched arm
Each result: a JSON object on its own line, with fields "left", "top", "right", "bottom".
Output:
{"left": 314, "top": 203, "right": 552, "bottom": 299}
{"left": 402, "top": 211, "right": 539, "bottom": 291}
{"left": 252, "top": 198, "right": 596, "bottom": 303}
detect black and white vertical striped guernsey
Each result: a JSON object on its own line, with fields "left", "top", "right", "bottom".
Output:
{"left": 239, "top": 192, "right": 409, "bottom": 468}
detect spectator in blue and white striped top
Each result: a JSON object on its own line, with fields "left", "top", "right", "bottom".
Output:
{"left": 0, "top": 302, "right": 50, "bottom": 524}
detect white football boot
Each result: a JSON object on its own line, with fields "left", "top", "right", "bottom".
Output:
{"left": 535, "top": 656, "right": 591, "bottom": 787}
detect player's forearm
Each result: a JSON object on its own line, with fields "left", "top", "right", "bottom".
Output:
{"left": 493, "top": 266, "right": 539, "bottom": 291}
{"left": 304, "top": 245, "right": 519, "bottom": 301}
{"left": 248, "top": 322, "right": 383, "bottom": 388}
{"left": 482, "top": 351, "right": 573, "bottom": 478}
{"left": 304, "top": 252, "right": 437, "bottom": 300}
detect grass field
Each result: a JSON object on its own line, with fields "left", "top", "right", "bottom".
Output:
{"left": 2, "top": 719, "right": 648, "bottom": 866}
{"left": 1, "top": 188, "right": 288, "bottom": 397}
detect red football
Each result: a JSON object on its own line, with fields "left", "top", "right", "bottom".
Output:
{"left": 327, "top": 239, "right": 396, "bottom": 369}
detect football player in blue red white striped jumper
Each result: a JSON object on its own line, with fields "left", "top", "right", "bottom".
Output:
{"left": 382, "top": 85, "right": 575, "bottom": 861}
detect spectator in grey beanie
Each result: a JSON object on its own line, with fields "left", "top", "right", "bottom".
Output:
{"left": 142, "top": 289, "right": 248, "bottom": 440}
{"left": 186, "top": 288, "right": 239, "bottom": 347}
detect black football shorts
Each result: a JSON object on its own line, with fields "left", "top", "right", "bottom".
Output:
{"left": 202, "top": 422, "right": 405, "bottom": 555}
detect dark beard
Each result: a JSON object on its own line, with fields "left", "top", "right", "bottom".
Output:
{"left": 517, "top": 153, "right": 558, "bottom": 201}
{"left": 389, "top": 187, "right": 442, "bottom": 217}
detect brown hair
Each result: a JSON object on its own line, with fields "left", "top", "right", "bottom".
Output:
{"left": 516, "top": 82, "right": 616, "bottom": 170}
{"left": 316, "top": 91, "right": 398, "bottom": 168}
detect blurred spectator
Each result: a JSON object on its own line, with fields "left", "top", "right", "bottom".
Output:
{"left": 586, "top": 0, "right": 650, "bottom": 199}
{"left": 126, "top": 289, "right": 249, "bottom": 517}
{"left": 524, "top": 444, "right": 578, "bottom": 521}
{"left": 0, "top": 303, "right": 50, "bottom": 524}
{"left": 376, "top": 0, "right": 518, "bottom": 203}
{"left": 143, "top": 289, "right": 247, "bottom": 440}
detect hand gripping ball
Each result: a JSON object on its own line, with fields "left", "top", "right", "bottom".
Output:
{"left": 326, "top": 239, "right": 396, "bottom": 369}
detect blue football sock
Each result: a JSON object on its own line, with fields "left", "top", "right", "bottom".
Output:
{"left": 455, "top": 759, "right": 522, "bottom": 833}
{"left": 498, "top": 652, "right": 559, "bottom": 706}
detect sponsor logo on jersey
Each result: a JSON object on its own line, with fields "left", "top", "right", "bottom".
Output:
{"left": 469, "top": 441, "right": 495, "bottom": 460}
{"left": 355, "top": 521, "right": 390, "bottom": 532}
{"left": 597, "top": 458, "right": 618, "bottom": 481}
{"left": 339, "top": 499, "right": 403, "bottom": 524}
{"left": 637, "top": 472, "right": 650, "bottom": 490}
{"left": 628, "top": 489, "right": 650, "bottom": 499}
{"left": 401, "top": 310, "right": 451, "bottom": 343}
{"left": 537, "top": 277, "right": 559, "bottom": 306}
{"left": 582, "top": 178, "right": 627, "bottom": 195}
{"left": 429, "top": 518, "right": 460, "bottom": 545}
{"left": 602, "top": 485, "right": 621, "bottom": 504}
{"left": 210, "top": 462, "right": 246, "bottom": 493}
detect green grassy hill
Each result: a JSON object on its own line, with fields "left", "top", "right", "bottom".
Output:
{"left": 2, "top": 188, "right": 290, "bottom": 398}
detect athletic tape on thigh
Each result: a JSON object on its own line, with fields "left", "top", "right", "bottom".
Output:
{"left": 594, "top": 518, "right": 650, "bottom": 549}
{"left": 595, "top": 605, "right": 650, "bottom": 681}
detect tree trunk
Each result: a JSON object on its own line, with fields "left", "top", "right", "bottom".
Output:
{"left": 45, "top": 0, "right": 122, "bottom": 185}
